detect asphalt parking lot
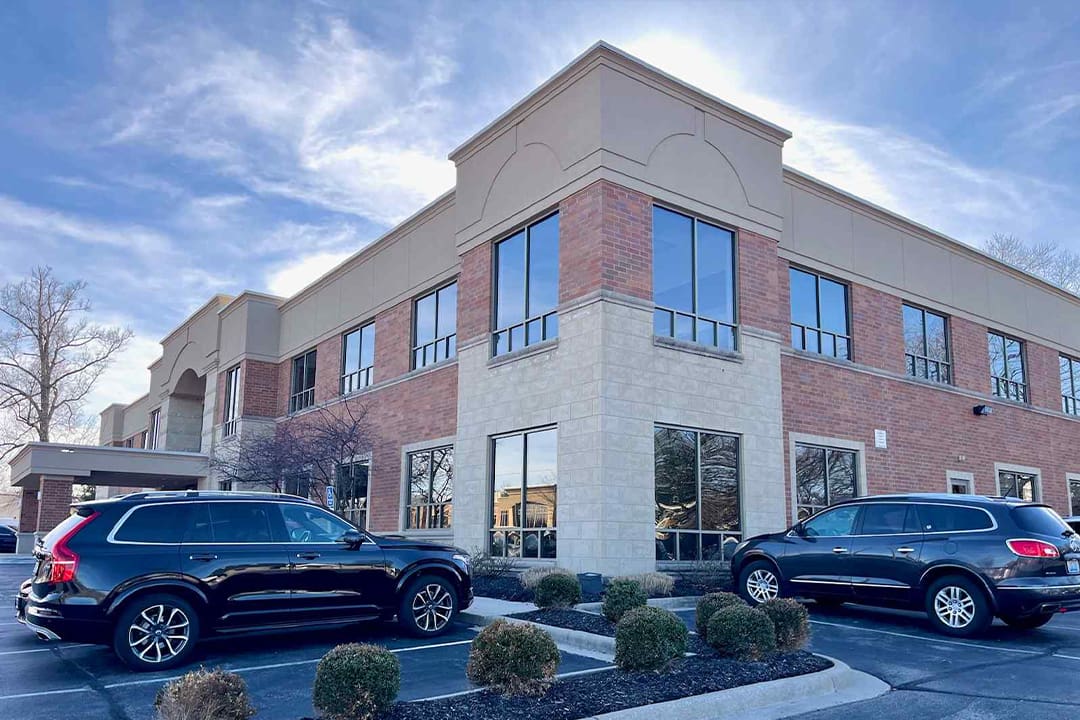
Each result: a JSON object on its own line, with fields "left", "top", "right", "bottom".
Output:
{"left": 0, "top": 564, "right": 609, "bottom": 719}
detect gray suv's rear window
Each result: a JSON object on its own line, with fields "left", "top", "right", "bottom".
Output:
{"left": 1012, "top": 506, "right": 1071, "bottom": 537}
{"left": 114, "top": 505, "right": 189, "bottom": 543}
{"left": 914, "top": 504, "right": 993, "bottom": 532}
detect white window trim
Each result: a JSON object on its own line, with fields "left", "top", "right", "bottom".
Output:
{"left": 788, "top": 432, "right": 868, "bottom": 523}
{"left": 1066, "top": 473, "right": 1080, "bottom": 517}
{"left": 946, "top": 470, "right": 974, "bottom": 495}
{"left": 993, "top": 462, "right": 1042, "bottom": 502}
{"left": 399, "top": 436, "right": 456, "bottom": 534}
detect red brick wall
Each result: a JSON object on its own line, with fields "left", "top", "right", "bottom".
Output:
{"left": 242, "top": 361, "right": 280, "bottom": 418}
{"left": 458, "top": 242, "right": 492, "bottom": 345}
{"left": 36, "top": 477, "right": 72, "bottom": 533}
{"left": 375, "top": 299, "right": 414, "bottom": 380}
{"left": 737, "top": 229, "right": 782, "bottom": 335}
{"left": 18, "top": 488, "right": 38, "bottom": 532}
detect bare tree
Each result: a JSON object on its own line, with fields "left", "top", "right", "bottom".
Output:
{"left": 984, "top": 233, "right": 1080, "bottom": 293}
{"left": 0, "top": 266, "right": 132, "bottom": 456}
{"left": 211, "top": 402, "right": 373, "bottom": 510}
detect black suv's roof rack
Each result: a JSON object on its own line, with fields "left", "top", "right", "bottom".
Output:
{"left": 115, "top": 490, "right": 313, "bottom": 502}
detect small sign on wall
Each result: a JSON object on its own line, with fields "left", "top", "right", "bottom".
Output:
{"left": 874, "top": 429, "right": 887, "bottom": 449}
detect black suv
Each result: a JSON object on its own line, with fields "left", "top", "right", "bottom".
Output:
{"left": 16, "top": 491, "right": 473, "bottom": 670}
{"left": 731, "top": 494, "right": 1080, "bottom": 637}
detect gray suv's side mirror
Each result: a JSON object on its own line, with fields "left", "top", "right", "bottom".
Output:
{"left": 339, "top": 529, "right": 364, "bottom": 548}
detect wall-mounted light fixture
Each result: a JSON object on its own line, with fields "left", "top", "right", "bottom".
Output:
{"left": 972, "top": 404, "right": 993, "bottom": 416}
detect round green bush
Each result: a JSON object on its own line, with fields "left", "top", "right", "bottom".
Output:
{"left": 312, "top": 643, "right": 400, "bottom": 720}
{"left": 466, "top": 620, "right": 560, "bottom": 695}
{"left": 602, "top": 578, "right": 648, "bottom": 623}
{"left": 695, "top": 591, "right": 747, "bottom": 636}
{"left": 533, "top": 572, "right": 582, "bottom": 609}
{"left": 759, "top": 598, "right": 810, "bottom": 652}
{"left": 614, "top": 606, "right": 689, "bottom": 671}
{"left": 154, "top": 667, "right": 255, "bottom": 720}
{"left": 705, "top": 605, "right": 777, "bottom": 661}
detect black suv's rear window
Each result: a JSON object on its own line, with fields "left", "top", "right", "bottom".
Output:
{"left": 1012, "top": 506, "right": 1071, "bottom": 538}
{"left": 915, "top": 504, "right": 993, "bottom": 532}
{"left": 114, "top": 505, "right": 189, "bottom": 543}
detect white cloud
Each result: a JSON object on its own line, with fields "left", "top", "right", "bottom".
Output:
{"left": 265, "top": 250, "right": 354, "bottom": 298}
{"left": 84, "top": 334, "right": 161, "bottom": 418}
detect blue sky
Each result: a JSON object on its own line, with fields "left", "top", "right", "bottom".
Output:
{"left": 0, "top": 0, "right": 1077, "bottom": 413}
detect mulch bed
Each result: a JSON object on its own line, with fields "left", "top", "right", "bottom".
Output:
{"left": 509, "top": 608, "right": 711, "bottom": 653}
{"left": 472, "top": 577, "right": 603, "bottom": 604}
{"left": 384, "top": 652, "right": 831, "bottom": 720}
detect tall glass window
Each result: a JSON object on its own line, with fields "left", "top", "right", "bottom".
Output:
{"left": 493, "top": 213, "right": 559, "bottom": 356}
{"left": 794, "top": 443, "right": 858, "bottom": 520}
{"left": 998, "top": 470, "right": 1038, "bottom": 502}
{"left": 335, "top": 461, "right": 369, "bottom": 528}
{"left": 341, "top": 323, "right": 375, "bottom": 394}
{"left": 1061, "top": 355, "right": 1080, "bottom": 415}
{"left": 406, "top": 446, "right": 454, "bottom": 530}
{"left": 903, "top": 304, "right": 950, "bottom": 383}
{"left": 653, "top": 207, "right": 737, "bottom": 351}
{"left": 147, "top": 409, "right": 160, "bottom": 450}
{"left": 289, "top": 349, "right": 317, "bottom": 413}
{"left": 1070, "top": 477, "right": 1080, "bottom": 517}
{"left": 790, "top": 268, "right": 851, "bottom": 360}
{"left": 654, "top": 426, "right": 741, "bottom": 562}
{"left": 489, "top": 427, "right": 557, "bottom": 559}
{"left": 413, "top": 283, "right": 457, "bottom": 369}
{"left": 222, "top": 365, "right": 240, "bottom": 437}
{"left": 988, "top": 331, "right": 1026, "bottom": 402}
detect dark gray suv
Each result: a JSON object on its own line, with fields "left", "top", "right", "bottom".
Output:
{"left": 731, "top": 494, "right": 1080, "bottom": 636}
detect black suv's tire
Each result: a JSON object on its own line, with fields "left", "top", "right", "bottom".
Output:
{"left": 924, "top": 575, "right": 992, "bottom": 637}
{"left": 738, "top": 560, "right": 781, "bottom": 606}
{"left": 398, "top": 575, "right": 457, "bottom": 637}
{"left": 1002, "top": 613, "right": 1054, "bottom": 630}
{"left": 112, "top": 593, "right": 200, "bottom": 671}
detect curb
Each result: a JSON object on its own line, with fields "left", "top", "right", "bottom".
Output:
{"left": 0, "top": 555, "right": 34, "bottom": 565}
{"left": 577, "top": 596, "right": 700, "bottom": 614}
{"left": 583, "top": 655, "right": 888, "bottom": 720}
{"left": 459, "top": 609, "right": 615, "bottom": 660}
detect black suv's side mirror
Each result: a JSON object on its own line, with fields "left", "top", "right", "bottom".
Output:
{"left": 339, "top": 529, "right": 364, "bottom": 548}
{"left": 792, "top": 522, "right": 807, "bottom": 537}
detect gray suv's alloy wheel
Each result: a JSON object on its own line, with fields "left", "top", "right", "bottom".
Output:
{"left": 925, "top": 575, "right": 991, "bottom": 637}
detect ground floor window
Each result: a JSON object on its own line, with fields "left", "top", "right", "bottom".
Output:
{"left": 654, "top": 425, "right": 741, "bottom": 562}
{"left": 998, "top": 469, "right": 1038, "bottom": 502}
{"left": 406, "top": 446, "right": 453, "bottom": 530}
{"left": 948, "top": 473, "right": 973, "bottom": 495}
{"left": 489, "top": 427, "right": 557, "bottom": 559}
{"left": 794, "top": 443, "right": 858, "bottom": 520}
{"left": 1069, "top": 477, "right": 1080, "bottom": 517}
{"left": 336, "top": 461, "right": 369, "bottom": 529}
{"left": 282, "top": 474, "right": 310, "bottom": 499}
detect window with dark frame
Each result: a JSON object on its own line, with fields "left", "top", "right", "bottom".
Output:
{"left": 341, "top": 323, "right": 375, "bottom": 394}
{"left": 493, "top": 213, "right": 559, "bottom": 356}
{"left": 222, "top": 365, "right": 240, "bottom": 437}
{"left": 998, "top": 470, "right": 1039, "bottom": 502}
{"left": 147, "top": 409, "right": 160, "bottom": 450}
{"left": 1061, "top": 355, "right": 1080, "bottom": 416}
{"left": 988, "top": 331, "right": 1026, "bottom": 402}
{"left": 335, "top": 461, "right": 369, "bottom": 529}
{"left": 652, "top": 206, "right": 737, "bottom": 351}
{"left": 1070, "top": 477, "right": 1080, "bottom": 517}
{"left": 903, "top": 304, "right": 951, "bottom": 383}
{"left": 405, "top": 446, "right": 453, "bottom": 530}
{"left": 789, "top": 267, "right": 851, "bottom": 360}
{"left": 413, "top": 283, "right": 457, "bottom": 369}
{"left": 654, "top": 425, "right": 741, "bottom": 562}
{"left": 289, "top": 349, "right": 317, "bottom": 413}
{"left": 489, "top": 427, "right": 557, "bottom": 559}
{"left": 794, "top": 443, "right": 858, "bottom": 520}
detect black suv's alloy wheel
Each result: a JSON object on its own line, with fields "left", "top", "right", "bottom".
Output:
{"left": 113, "top": 594, "right": 200, "bottom": 671}
{"left": 399, "top": 575, "right": 457, "bottom": 637}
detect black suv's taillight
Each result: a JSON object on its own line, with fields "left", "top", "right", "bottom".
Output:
{"left": 47, "top": 512, "right": 98, "bottom": 583}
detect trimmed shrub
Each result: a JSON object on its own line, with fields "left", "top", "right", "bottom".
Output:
{"left": 760, "top": 598, "right": 810, "bottom": 652}
{"left": 614, "top": 606, "right": 689, "bottom": 672}
{"left": 602, "top": 578, "right": 647, "bottom": 623}
{"left": 466, "top": 620, "right": 560, "bottom": 695}
{"left": 313, "top": 643, "right": 400, "bottom": 720}
{"left": 154, "top": 668, "right": 255, "bottom": 720}
{"left": 520, "top": 566, "right": 575, "bottom": 591}
{"left": 706, "top": 605, "right": 777, "bottom": 661}
{"left": 695, "top": 591, "right": 747, "bottom": 636}
{"left": 619, "top": 572, "right": 675, "bottom": 598}
{"left": 533, "top": 572, "right": 582, "bottom": 608}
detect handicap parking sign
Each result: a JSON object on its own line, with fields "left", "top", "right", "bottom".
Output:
{"left": 325, "top": 485, "right": 336, "bottom": 510}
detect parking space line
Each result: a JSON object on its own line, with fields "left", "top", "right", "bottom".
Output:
{"left": 0, "top": 687, "right": 91, "bottom": 701}
{"left": 809, "top": 619, "right": 1041, "bottom": 655}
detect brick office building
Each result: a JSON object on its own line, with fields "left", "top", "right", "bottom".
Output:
{"left": 14, "top": 42, "right": 1080, "bottom": 573}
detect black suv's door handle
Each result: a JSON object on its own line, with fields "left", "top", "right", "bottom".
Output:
{"left": 188, "top": 553, "right": 217, "bottom": 562}
{"left": 295, "top": 552, "right": 321, "bottom": 560}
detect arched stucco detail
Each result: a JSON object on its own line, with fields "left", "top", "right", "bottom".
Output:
{"left": 644, "top": 133, "right": 751, "bottom": 217}
{"left": 165, "top": 341, "right": 209, "bottom": 395}
{"left": 480, "top": 141, "right": 564, "bottom": 226}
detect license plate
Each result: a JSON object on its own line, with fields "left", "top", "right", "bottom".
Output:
{"left": 1068, "top": 559, "right": 1079, "bottom": 575}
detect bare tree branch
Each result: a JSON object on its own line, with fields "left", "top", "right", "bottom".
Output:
{"left": 985, "top": 233, "right": 1080, "bottom": 294}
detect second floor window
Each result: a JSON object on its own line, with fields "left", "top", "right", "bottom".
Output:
{"left": 289, "top": 349, "right": 317, "bottom": 413}
{"left": 341, "top": 323, "right": 375, "bottom": 394}
{"left": 413, "top": 283, "right": 457, "bottom": 369}
{"left": 493, "top": 213, "right": 559, "bottom": 356}
{"left": 988, "top": 331, "right": 1026, "bottom": 402}
{"left": 147, "top": 408, "right": 160, "bottom": 450}
{"left": 790, "top": 267, "right": 850, "bottom": 360}
{"left": 222, "top": 365, "right": 240, "bottom": 437}
{"left": 1061, "top": 355, "right": 1080, "bottom": 415}
{"left": 653, "top": 206, "right": 737, "bottom": 351}
{"left": 903, "top": 304, "right": 950, "bottom": 383}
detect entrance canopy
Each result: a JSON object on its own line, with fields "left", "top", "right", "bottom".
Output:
{"left": 9, "top": 442, "right": 209, "bottom": 491}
